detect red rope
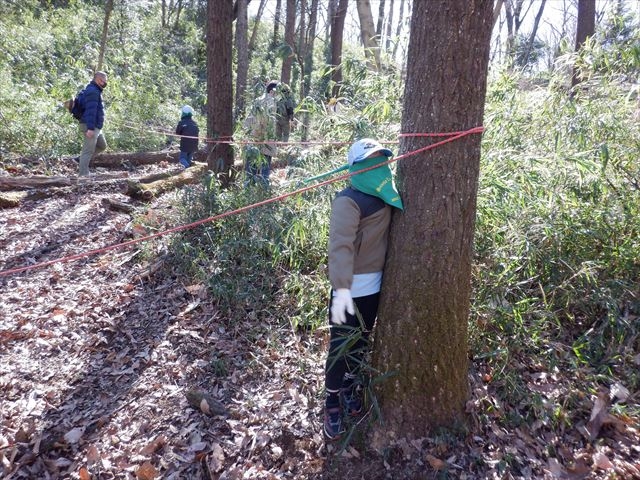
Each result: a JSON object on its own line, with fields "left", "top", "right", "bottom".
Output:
{"left": 0, "top": 127, "right": 483, "bottom": 277}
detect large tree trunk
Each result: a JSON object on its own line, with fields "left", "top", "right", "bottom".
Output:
{"left": 329, "top": 0, "right": 348, "bottom": 98}
{"left": 207, "top": 0, "right": 234, "bottom": 186}
{"left": 371, "top": 0, "right": 493, "bottom": 444}
{"left": 356, "top": 0, "right": 381, "bottom": 70}
{"left": 280, "top": 0, "right": 297, "bottom": 84}
{"left": 234, "top": 0, "right": 249, "bottom": 121}
{"left": 571, "top": 0, "right": 596, "bottom": 89}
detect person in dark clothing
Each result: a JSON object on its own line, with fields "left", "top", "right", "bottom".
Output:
{"left": 176, "top": 105, "right": 199, "bottom": 168}
{"left": 77, "top": 71, "right": 108, "bottom": 178}
{"left": 322, "top": 139, "right": 404, "bottom": 441}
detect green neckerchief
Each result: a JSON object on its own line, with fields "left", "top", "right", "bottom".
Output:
{"left": 349, "top": 155, "right": 403, "bottom": 210}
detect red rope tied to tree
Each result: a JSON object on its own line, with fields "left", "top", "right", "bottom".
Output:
{"left": 0, "top": 126, "right": 483, "bottom": 278}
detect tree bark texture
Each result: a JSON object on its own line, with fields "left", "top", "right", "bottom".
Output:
{"left": 234, "top": 0, "right": 249, "bottom": 121}
{"left": 206, "top": 0, "right": 235, "bottom": 186}
{"left": 329, "top": 0, "right": 348, "bottom": 98}
{"left": 280, "top": 0, "right": 296, "bottom": 85}
{"left": 356, "top": 0, "right": 381, "bottom": 70}
{"left": 301, "top": 0, "right": 318, "bottom": 141}
{"left": 371, "top": 0, "right": 493, "bottom": 442}
{"left": 571, "top": 0, "right": 596, "bottom": 89}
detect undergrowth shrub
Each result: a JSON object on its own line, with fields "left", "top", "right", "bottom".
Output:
{"left": 472, "top": 61, "right": 640, "bottom": 427}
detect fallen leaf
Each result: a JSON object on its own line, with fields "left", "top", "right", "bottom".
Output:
{"left": 64, "top": 427, "right": 84, "bottom": 444}
{"left": 78, "top": 467, "right": 91, "bottom": 480}
{"left": 139, "top": 435, "right": 166, "bottom": 455}
{"left": 136, "top": 461, "right": 157, "bottom": 480}
{"left": 426, "top": 454, "right": 447, "bottom": 470}
{"left": 208, "top": 443, "right": 225, "bottom": 473}
{"left": 587, "top": 391, "right": 610, "bottom": 440}
{"left": 593, "top": 452, "right": 614, "bottom": 470}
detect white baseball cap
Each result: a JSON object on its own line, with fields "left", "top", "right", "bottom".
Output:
{"left": 347, "top": 138, "right": 393, "bottom": 165}
{"left": 181, "top": 105, "right": 194, "bottom": 115}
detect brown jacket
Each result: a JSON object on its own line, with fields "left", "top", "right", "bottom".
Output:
{"left": 328, "top": 190, "right": 391, "bottom": 291}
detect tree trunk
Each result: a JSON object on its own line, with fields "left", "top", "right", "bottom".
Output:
{"left": 248, "top": 0, "right": 267, "bottom": 54}
{"left": 235, "top": 0, "right": 249, "bottom": 121}
{"left": 384, "top": 0, "right": 394, "bottom": 51}
{"left": 329, "top": 0, "right": 348, "bottom": 98}
{"left": 281, "top": 0, "right": 296, "bottom": 84}
{"left": 571, "top": 0, "right": 596, "bottom": 89}
{"left": 371, "top": 0, "right": 493, "bottom": 444}
{"left": 521, "top": 0, "right": 546, "bottom": 68}
{"left": 206, "top": 0, "right": 234, "bottom": 186}
{"left": 272, "top": 0, "right": 282, "bottom": 54}
{"left": 391, "top": 0, "right": 405, "bottom": 59}
{"left": 96, "top": 0, "right": 113, "bottom": 71}
{"left": 376, "top": 0, "right": 385, "bottom": 39}
{"left": 301, "top": 0, "right": 318, "bottom": 142}
{"left": 356, "top": 0, "right": 381, "bottom": 70}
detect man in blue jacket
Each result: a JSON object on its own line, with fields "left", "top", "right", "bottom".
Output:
{"left": 78, "top": 71, "right": 108, "bottom": 178}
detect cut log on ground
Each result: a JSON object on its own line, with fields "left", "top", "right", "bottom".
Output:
{"left": 0, "top": 176, "right": 72, "bottom": 191}
{"left": 101, "top": 198, "right": 136, "bottom": 213}
{"left": 90, "top": 149, "right": 207, "bottom": 168}
{"left": 125, "top": 164, "right": 207, "bottom": 200}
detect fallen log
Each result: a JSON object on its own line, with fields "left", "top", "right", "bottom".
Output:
{"left": 125, "top": 164, "right": 207, "bottom": 200}
{"left": 90, "top": 149, "right": 207, "bottom": 168}
{"left": 0, "top": 176, "right": 72, "bottom": 191}
{"left": 101, "top": 198, "right": 136, "bottom": 213}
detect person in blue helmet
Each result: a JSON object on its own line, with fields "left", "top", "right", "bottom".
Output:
{"left": 176, "top": 105, "right": 199, "bottom": 168}
{"left": 322, "top": 138, "right": 404, "bottom": 440}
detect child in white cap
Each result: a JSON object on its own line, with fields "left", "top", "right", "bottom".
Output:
{"left": 323, "top": 138, "right": 403, "bottom": 440}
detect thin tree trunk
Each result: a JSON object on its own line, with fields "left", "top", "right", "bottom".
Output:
{"left": 372, "top": 0, "right": 493, "bottom": 443}
{"left": 376, "top": 0, "right": 385, "bottom": 38}
{"left": 356, "top": 0, "right": 381, "bottom": 70}
{"left": 206, "top": 0, "right": 234, "bottom": 186}
{"left": 271, "top": 0, "right": 282, "bottom": 68}
{"left": 281, "top": 0, "right": 296, "bottom": 84}
{"left": 329, "top": 0, "right": 348, "bottom": 98}
{"left": 301, "top": 0, "right": 318, "bottom": 142}
{"left": 391, "top": 0, "right": 405, "bottom": 59}
{"left": 235, "top": 0, "right": 249, "bottom": 121}
{"left": 521, "top": 0, "right": 546, "bottom": 67}
{"left": 384, "top": 0, "right": 394, "bottom": 51}
{"left": 248, "top": 0, "right": 267, "bottom": 54}
{"left": 96, "top": 0, "right": 113, "bottom": 71}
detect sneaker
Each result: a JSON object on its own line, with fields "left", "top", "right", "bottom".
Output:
{"left": 341, "top": 386, "right": 363, "bottom": 416}
{"left": 323, "top": 407, "right": 344, "bottom": 440}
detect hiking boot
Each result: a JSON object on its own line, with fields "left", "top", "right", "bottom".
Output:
{"left": 323, "top": 407, "right": 344, "bottom": 440}
{"left": 341, "top": 386, "right": 363, "bottom": 416}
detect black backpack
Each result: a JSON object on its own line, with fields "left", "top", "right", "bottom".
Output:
{"left": 64, "top": 89, "right": 86, "bottom": 121}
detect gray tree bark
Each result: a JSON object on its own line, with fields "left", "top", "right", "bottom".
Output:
{"left": 372, "top": 0, "right": 493, "bottom": 444}
{"left": 356, "top": 0, "right": 381, "bottom": 70}
{"left": 206, "top": 0, "right": 234, "bottom": 186}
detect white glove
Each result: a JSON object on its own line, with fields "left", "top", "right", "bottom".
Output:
{"left": 331, "top": 288, "right": 355, "bottom": 325}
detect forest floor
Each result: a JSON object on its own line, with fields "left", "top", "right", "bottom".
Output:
{"left": 1, "top": 156, "right": 639, "bottom": 480}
